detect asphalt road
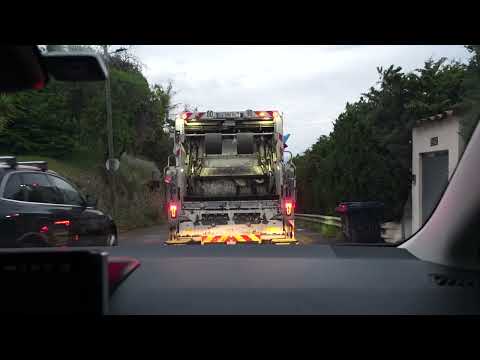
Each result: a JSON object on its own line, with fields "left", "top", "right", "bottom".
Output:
{"left": 119, "top": 224, "right": 332, "bottom": 247}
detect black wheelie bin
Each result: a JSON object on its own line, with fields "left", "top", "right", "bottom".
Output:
{"left": 335, "top": 201, "right": 384, "bottom": 243}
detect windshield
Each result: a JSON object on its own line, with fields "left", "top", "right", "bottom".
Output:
{"left": 0, "top": 45, "right": 478, "bottom": 248}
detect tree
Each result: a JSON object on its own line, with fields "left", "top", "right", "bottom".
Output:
{"left": 459, "top": 46, "right": 480, "bottom": 142}
{"left": 0, "top": 94, "right": 15, "bottom": 134}
{"left": 137, "top": 82, "right": 175, "bottom": 169}
{"left": 0, "top": 45, "right": 174, "bottom": 168}
{"left": 295, "top": 55, "right": 470, "bottom": 221}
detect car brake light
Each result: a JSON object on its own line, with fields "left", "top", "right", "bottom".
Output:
{"left": 54, "top": 220, "right": 70, "bottom": 226}
{"left": 169, "top": 203, "right": 177, "bottom": 219}
{"left": 285, "top": 201, "right": 294, "bottom": 216}
{"left": 40, "top": 225, "right": 49, "bottom": 233}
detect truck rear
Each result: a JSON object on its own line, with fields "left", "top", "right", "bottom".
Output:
{"left": 163, "top": 110, "right": 296, "bottom": 245}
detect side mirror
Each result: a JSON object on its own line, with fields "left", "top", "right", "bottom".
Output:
{"left": 84, "top": 194, "right": 98, "bottom": 208}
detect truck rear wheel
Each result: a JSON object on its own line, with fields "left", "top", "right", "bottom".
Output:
{"left": 205, "top": 133, "right": 223, "bottom": 154}
{"left": 236, "top": 133, "right": 254, "bottom": 154}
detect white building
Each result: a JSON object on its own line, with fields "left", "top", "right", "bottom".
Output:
{"left": 410, "top": 110, "right": 466, "bottom": 234}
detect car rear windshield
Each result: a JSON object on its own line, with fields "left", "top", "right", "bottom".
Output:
{"left": 3, "top": 172, "right": 63, "bottom": 204}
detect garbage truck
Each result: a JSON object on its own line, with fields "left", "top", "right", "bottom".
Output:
{"left": 163, "top": 109, "right": 296, "bottom": 245}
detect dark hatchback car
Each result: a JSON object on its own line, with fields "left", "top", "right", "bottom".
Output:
{"left": 0, "top": 156, "right": 118, "bottom": 247}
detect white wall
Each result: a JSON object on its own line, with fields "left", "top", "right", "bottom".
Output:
{"left": 402, "top": 192, "right": 413, "bottom": 240}
{"left": 411, "top": 115, "right": 462, "bottom": 233}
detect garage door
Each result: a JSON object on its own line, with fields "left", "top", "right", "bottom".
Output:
{"left": 422, "top": 151, "right": 449, "bottom": 225}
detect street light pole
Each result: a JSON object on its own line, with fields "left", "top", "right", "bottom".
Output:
{"left": 103, "top": 45, "right": 115, "bottom": 163}
{"left": 102, "top": 46, "right": 128, "bottom": 216}
{"left": 103, "top": 45, "right": 117, "bottom": 215}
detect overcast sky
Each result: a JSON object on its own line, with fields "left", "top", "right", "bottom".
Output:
{"left": 130, "top": 45, "right": 471, "bottom": 155}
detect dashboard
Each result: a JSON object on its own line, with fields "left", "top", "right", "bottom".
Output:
{"left": 107, "top": 245, "right": 480, "bottom": 315}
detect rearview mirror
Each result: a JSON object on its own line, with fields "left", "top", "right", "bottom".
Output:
{"left": 0, "top": 46, "right": 48, "bottom": 92}
{"left": 0, "top": 46, "right": 108, "bottom": 93}
{"left": 42, "top": 52, "right": 108, "bottom": 82}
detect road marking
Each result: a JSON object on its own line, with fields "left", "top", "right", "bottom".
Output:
{"left": 143, "top": 239, "right": 166, "bottom": 244}
{"left": 235, "top": 234, "right": 245, "bottom": 242}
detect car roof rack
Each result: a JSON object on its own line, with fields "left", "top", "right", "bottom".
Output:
{"left": 0, "top": 156, "right": 17, "bottom": 168}
{"left": 0, "top": 157, "right": 48, "bottom": 171}
{"left": 17, "top": 161, "right": 48, "bottom": 171}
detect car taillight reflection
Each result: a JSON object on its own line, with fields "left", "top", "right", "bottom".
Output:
{"left": 108, "top": 256, "right": 141, "bottom": 293}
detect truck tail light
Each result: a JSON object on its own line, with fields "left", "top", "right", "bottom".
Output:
{"left": 169, "top": 203, "right": 178, "bottom": 219}
{"left": 285, "top": 201, "right": 294, "bottom": 216}
{"left": 255, "top": 111, "right": 274, "bottom": 120}
{"left": 194, "top": 112, "right": 205, "bottom": 120}
{"left": 181, "top": 112, "right": 193, "bottom": 121}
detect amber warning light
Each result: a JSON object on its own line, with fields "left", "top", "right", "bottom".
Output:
{"left": 182, "top": 110, "right": 278, "bottom": 121}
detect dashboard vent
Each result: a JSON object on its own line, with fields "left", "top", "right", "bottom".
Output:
{"left": 429, "top": 273, "right": 478, "bottom": 288}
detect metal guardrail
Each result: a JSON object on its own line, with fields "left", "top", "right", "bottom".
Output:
{"left": 381, "top": 222, "right": 402, "bottom": 243}
{"left": 296, "top": 213, "right": 403, "bottom": 243}
{"left": 296, "top": 213, "right": 342, "bottom": 228}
